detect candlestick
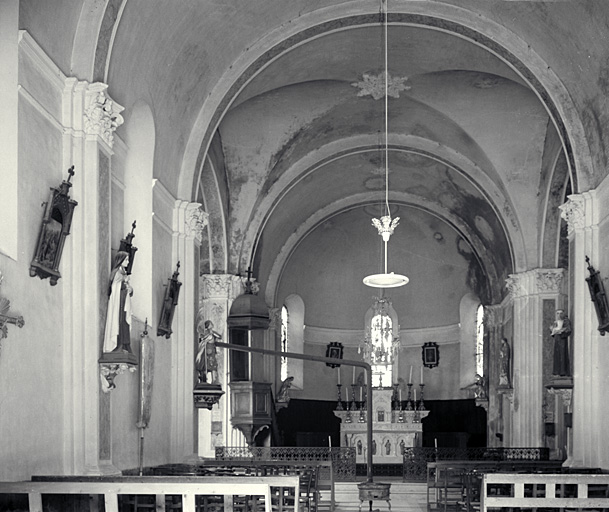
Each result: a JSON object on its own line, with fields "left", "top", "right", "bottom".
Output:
{"left": 406, "top": 383, "right": 413, "bottom": 410}
{"left": 336, "top": 384, "right": 343, "bottom": 410}
{"left": 409, "top": 365, "right": 413, "bottom": 384}
{"left": 419, "top": 383, "right": 426, "bottom": 411}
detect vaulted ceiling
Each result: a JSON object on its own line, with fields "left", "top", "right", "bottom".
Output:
{"left": 23, "top": 0, "right": 603, "bottom": 329}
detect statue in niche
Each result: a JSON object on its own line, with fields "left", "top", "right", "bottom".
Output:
{"left": 277, "top": 376, "right": 294, "bottom": 403}
{"left": 102, "top": 251, "right": 134, "bottom": 354}
{"left": 196, "top": 319, "right": 221, "bottom": 384}
{"left": 400, "top": 439, "right": 405, "bottom": 455}
{"left": 385, "top": 440, "right": 391, "bottom": 455}
{"left": 498, "top": 337, "right": 511, "bottom": 387}
{"left": 357, "top": 440, "right": 362, "bottom": 455}
{"left": 372, "top": 439, "right": 377, "bottom": 455}
{"left": 551, "top": 309, "right": 572, "bottom": 377}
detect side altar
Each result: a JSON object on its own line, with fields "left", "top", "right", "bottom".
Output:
{"left": 333, "top": 387, "right": 429, "bottom": 463}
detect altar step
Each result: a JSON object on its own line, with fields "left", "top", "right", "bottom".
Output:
{"left": 331, "top": 480, "right": 427, "bottom": 512}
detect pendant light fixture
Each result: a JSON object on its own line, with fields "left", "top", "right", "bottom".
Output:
{"left": 363, "top": 0, "right": 409, "bottom": 289}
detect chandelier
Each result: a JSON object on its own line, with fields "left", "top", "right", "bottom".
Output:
{"left": 363, "top": 0, "right": 408, "bottom": 289}
{"left": 359, "top": 296, "right": 400, "bottom": 367}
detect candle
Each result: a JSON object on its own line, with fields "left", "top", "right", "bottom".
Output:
{"left": 414, "top": 388, "right": 417, "bottom": 402}
{"left": 434, "top": 438, "right": 438, "bottom": 449}
{"left": 353, "top": 367, "right": 356, "bottom": 384}
{"left": 329, "top": 436, "right": 332, "bottom": 448}
{"left": 421, "top": 366, "right": 424, "bottom": 385}
{"left": 360, "top": 387, "right": 363, "bottom": 401}
{"left": 399, "top": 389, "right": 402, "bottom": 402}
{"left": 409, "top": 366, "right": 413, "bottom": 384}
{"left": 365, "top": 370, "right": 367, "bottom": 385}
{"left": 338, "top": 369, "right": 340, "bottom": 385}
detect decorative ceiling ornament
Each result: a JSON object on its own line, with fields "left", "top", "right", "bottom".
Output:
{"left": 363, "top": 0, "right": 408, "bottom": 289}
{"left": 352, "top": 71, "right": 411, "bottom": 100}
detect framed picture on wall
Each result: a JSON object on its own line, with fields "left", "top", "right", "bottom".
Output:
{"left": 422, "top": 342, "right": 440, "bottom": 368}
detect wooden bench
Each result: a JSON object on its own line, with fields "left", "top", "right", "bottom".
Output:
{"left": 0, "top": 475, "right": 300, "bottom": 512}
{"left": 201, "top": 459, "right": 334, "bottom": 511}
{"left": 427, "top": 460, "right": 564, "bottom": 512}
{"left": 481, "top": 472, "right": 609, "bottom": 510}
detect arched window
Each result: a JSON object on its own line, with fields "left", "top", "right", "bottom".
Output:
{"left": 475, "top": 304, "right": 484, "bottom": 377}
{"left": 280, "top": 305, "right": 289, "bottom": 382}
{"left": 363, "top": 297, "right": 399, "bottom": 388}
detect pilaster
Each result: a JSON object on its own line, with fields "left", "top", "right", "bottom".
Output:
{"left": 62, "top": 79, "right": 123, "bottom": 475}
{"left": 505, "top": 268, "right": 565, "bottom": 447}
{"left": 559, "top": 192, "right": 600, "bottom": 467}
{"left": 170, "top": 201, "right": 208, "bottom": 462}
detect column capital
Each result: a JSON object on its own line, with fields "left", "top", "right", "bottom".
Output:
{"left": 174, "top": 201, "right": 208, "bottom": 242}
{"left": 200, "top": 274, "right": 243, "bottom": 301}
{"left": 506, "top": 268, "right": 566, "bottom": 300}
{"left": 559, "top": 193, "right": 591, "bottom": 237}
{"left": 83, "top": 83, "right": 124, "bottom": 147}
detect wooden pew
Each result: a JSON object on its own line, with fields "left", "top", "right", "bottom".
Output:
{"left": 427, "top": 459, "right": 564, "bottom": 512}
{"left": 481, "top": 472, "right": 609, "bottom": 511}
{"left": 0, "top": 475, "right": 300, "bottom": 512}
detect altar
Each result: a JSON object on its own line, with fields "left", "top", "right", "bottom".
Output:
{"left": 334, "top": 388, "right": 429, "bottom": 463}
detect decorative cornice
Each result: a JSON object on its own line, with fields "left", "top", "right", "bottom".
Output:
{"left": 559, "top": 194, "right": 585, "bottom": 237}
{"left": 84, "top": 83, "right": 124, "bottom": 147}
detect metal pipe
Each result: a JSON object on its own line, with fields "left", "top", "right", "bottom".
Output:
{"left": 215, "top": 341, "right": 374, "bottom": 483}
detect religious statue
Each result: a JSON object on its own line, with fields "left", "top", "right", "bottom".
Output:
{"left": 102, "top": 251, "right": 134, "bottom": 354}
{"left": 551, "top": 309, "right": 572, "bottom": 377}
{"left": 498, "top": 337, "right": 511, "bottom": 387}
{"left": 277, "top": 376, "right": 294, "bottom": 403}
{"left": 473, "top": 374, "right": 488, "bottom": 399}
{"left": 196, "top": 319, "right": 221, "bottom": 384}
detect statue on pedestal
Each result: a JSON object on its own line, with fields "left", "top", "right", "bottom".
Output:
{"left": 196, "top": 319, "right": 220, "bottom": 384}
{"left": 551, "top": 309, "right": 572, "bottom": 377}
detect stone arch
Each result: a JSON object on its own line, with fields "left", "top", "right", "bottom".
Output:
{"left": 179, "top": 3, "right": 592, "bottom": 208}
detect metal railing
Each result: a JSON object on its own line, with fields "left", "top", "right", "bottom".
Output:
{"left": 403, "top": 447, "right": 550, "bottom": 481}
{"left": 216, "top": 446, "right": 356, "bottom": 481}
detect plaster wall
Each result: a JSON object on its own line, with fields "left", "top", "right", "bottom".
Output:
{"left": 0, "top": 54, "right": 66, "bottom": 481}
{"left": 276, "top": 206, "right": 482, "bottom": 330}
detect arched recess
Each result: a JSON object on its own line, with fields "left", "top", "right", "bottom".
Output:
{"left": 459, "top": 293, "right": 481, "bottom": 391}
{"left": 283, "top": 293, "right": 305, "bottom": 391}
{"left": 123, "top": 100, "right": 155, "bottom": 320}
{"left": 180, "top": 4, "right": 593, "bottom": 209}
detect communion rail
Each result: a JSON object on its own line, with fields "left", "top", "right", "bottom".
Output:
{"left": 403, "top": 447, "right": 550, "bottom": 481}
{"left": 0, "top": 475, "right": 300, "bottom": 512}
{"left": 481, "top": 472, "right": 609, "bottom": 510}
{"left": 215, "top": 447, "right": 355, "bottom": 482}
